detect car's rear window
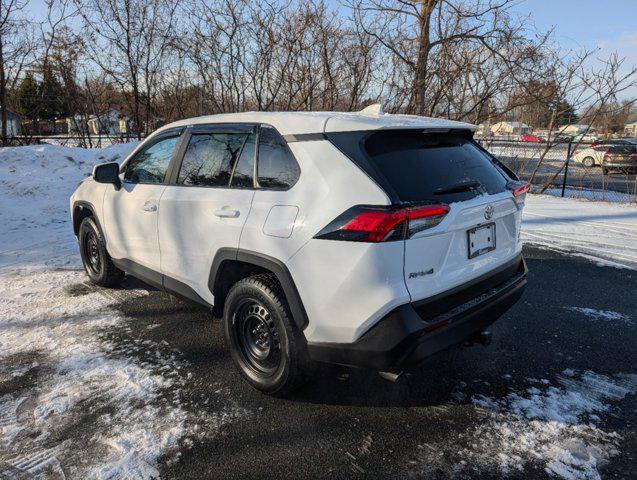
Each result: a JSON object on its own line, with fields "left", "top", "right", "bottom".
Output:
{"left": 327, "top": 129, "right": 508, "bottom": 203}
{"left": 608, "top": 145, "right": 636, "bottom": 155}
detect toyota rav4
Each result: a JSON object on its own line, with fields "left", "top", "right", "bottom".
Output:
{"left": 70, "top": 110, "right": 528, "bottom": 395}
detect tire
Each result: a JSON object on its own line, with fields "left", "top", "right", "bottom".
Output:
{"left": 602, "top": 167, "right": 609, "bottom": 176}
{"left": 223, "top": 273, "right": 313, "bottom": 395}
{"left": 582, "top": 156, "right": 595, "bottom": 168}
{"left": 78, "top": 217, "right": 124, "bottom": 287}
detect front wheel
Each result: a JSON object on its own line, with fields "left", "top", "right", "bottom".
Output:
{"left": 223, "top": 274, "right": 313, "bottom": 395}
{"left": 78, "top": 217, "right": 124, "bottom": 287}
{"left": 582, "top": 156, "right": 595, "bottom": 168}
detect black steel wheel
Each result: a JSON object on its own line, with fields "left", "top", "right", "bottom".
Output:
{"left": 223, "top": 273, "right": 314, "bottom": 395}
{"left": 78, "top": 217, "right": 124, "bottom": 287}
{"left": 233, "top": 300, "right": 282, "bottom": 376}
{"left": 83, "top": 230, "right": 102, "bottom": 276}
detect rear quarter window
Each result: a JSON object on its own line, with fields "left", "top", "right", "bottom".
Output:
{"left": 608, "top": 146, "right": 636, "bottom": 154}
{"left": 257, "top": 125, "right": 300, "bottom": 190}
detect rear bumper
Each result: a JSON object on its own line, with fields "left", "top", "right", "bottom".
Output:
{"left": 604, "top": 163, "right": 637, "bottom": 168}
{"left": 307, "top": 255, "right": 527, "bottom": 370}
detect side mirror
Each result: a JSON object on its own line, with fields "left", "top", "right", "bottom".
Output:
{"left": 93, "top": 162, "right": 121, "bottom": 190}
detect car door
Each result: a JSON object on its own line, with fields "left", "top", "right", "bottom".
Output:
{"left": 158, "top": 124, "right": 257, "bottom": 304}
{"left": 102, "top": 130, "right": 183, "bottom": 275}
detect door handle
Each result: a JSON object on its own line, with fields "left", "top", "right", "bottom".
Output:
{"left": 142, "top": 201, "right": 158, "bottom": 212}
{"left": 214, "top": 208, "right": 240, "bottom": 218}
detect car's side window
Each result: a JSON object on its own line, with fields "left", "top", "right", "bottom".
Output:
{"left": 177, "top": 132, "right": 248, "bottom": 187}
{"left": 124, "top": 136, "right": 179, "bottom": 184}
{"left": 257, "top": 125, "right": 300, "bottom": 190}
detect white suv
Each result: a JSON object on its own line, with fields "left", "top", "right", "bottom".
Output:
{"left": 70, "top": 111, "right": 528, "bottom": 395}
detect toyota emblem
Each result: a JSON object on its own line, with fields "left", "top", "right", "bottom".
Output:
{"left": 484, "top": 205, "right": 494, "bottom": 220}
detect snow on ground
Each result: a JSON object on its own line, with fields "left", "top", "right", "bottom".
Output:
{"left": 543, "top": 187, "right": 634, "bottom": 204}
{"left": 413, "top": 371, "right": 637, "bottom": 480}
{"left": 522, "top": 194, "right": 637, "bottom": 269}
{"left": 0, "top": 144, "right": 248, "bottom": 478}
{"left": 565, "top": 307, "right": 633, "bottom": 324}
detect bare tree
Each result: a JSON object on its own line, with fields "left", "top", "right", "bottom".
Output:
{"left": 348, "top": 0, "right": 554, "bottom": 119}
{"left": 76, "top": 0, "right": 178, "bottom": 136}
{"left": 0, "top": 0, "right": 35, "bottom": 144}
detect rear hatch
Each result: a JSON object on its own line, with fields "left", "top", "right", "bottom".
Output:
{"left": 603, "top": 145, "right": 637, "bottom": 166}
{"left": 327, "top": 129, "right": 524, "bottom": 302}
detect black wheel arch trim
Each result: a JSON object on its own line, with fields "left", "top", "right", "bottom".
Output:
{"left": 72, "top": 200, "right": 105, "bottom": 237}
{"left": 209, "top": 248, "right": 309, "bottom": 330}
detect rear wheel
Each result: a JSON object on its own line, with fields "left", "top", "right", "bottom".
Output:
{"left": 78, "top": 217, "right": 124, "bottom": 287}
{"left": 223, "top": 274, "right": 313, "bottom": 395}
{"left": 582, "top": 156, "right": 595, "bottom": 168}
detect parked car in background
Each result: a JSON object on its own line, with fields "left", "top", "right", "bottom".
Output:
{"left": 572, "top": 145, "right": 610, "bottom": 167}
{"left": 521, "top": 133, "right": 545, "bottom": 143}
{"left": 70, "top": 110, "right": 528, "bottom": 395}
{"left": 591, "top": 138, "right": 637, "bottom": 147}
{"left": 572, "top": 133, "right": 598, "bottom": 143}
{"left": 602, "top": 145, "right": 637, "bottom": 175}
{"left": 551, "top": 134, "right": 571, "bottom": 143}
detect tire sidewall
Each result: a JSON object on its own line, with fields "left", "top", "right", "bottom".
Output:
{"left": 582, "top": 156, "right": 594, "bottom": 168}
{"left": 79, "top": 217, "right": 107, "bottom": 283}
{"left": 223, "top": 281, "right": 293, "bottom": 394}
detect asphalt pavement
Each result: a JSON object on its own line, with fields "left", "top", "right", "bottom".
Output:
{"left": 101, "top": 245, "right": 637, "bottom": 479}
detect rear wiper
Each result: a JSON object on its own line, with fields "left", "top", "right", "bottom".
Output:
{"left": 434, "top": 180, "right": 482, "bottom": 195}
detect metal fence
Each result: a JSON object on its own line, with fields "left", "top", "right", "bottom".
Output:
{"left": 3, "top": 133, "right": 636, "bottom": 204}
{"left": 2, "top": 134, "right": 144, "bottom": 149}
{"left": 477, "top": 138, "right": 637, "bottom": 203}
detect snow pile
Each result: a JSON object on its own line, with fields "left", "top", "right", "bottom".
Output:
{"left": 0, "top": 143, "right": 137, "bottom": 270}
{"left": 413, "top": 371, "right": 637, "bottom": 480}
{"left": 522, "top": 194, "right": 637, "bottom": 269}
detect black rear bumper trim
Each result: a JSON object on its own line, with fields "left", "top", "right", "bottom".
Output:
{"left": 307, "top": 256, "right": 527, "bottom": 370}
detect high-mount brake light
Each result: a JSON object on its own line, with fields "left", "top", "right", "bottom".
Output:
{"left": 314, "top": 204, "right": 450, "bottom": 243}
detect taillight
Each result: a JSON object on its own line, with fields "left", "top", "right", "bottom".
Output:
{"left": 507, "top": 180, "right": 529, "bottom": 197}
{"left": 507, "top": 180, "right": 529, "bottom": 206}
{"left": 314, "top": 204, "right": 450, "bottom": 243}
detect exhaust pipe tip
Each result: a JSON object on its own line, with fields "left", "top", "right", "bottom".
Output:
{"left": 462, "top": 330, "right": 492, "bottom": 348}
{"left": 477, "top": 330, "right": 492, "bottom": 346}
{"left": 378, "top": 370, "right": 404, "bottom": 382}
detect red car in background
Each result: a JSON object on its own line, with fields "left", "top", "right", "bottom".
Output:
{"left": 521, "top": 133, "right": 546, "bottom": 143}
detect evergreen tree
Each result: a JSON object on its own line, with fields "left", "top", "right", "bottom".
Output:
{"left": 554, "top": 100, "right": 578, "bottom": 126}
{"left": 39, "top": 66, "right": 68, "bottom": 120}
{"left": 16, "top": 74, "right": 40, "bottom": 122}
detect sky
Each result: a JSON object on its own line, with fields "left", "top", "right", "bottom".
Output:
{"left": 509, "top": 0, "right": 637, "bottom": 63}
{"left": 512, "top": 0, "right": 637, "bottom": 101}
{"left": 25, "top": 0, "right": 637, "bottom": 100}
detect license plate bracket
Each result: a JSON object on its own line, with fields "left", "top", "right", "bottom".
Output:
{"left": 468, "top": 223, "right": 496, "bottom": 259}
